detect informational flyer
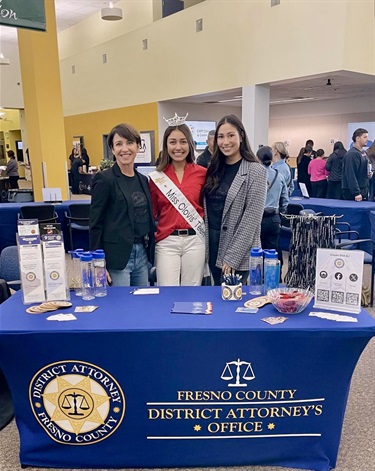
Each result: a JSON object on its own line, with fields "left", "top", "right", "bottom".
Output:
{"left": 314, "top": 248, "right": 364, "bottom": 314}
{"left": 18, "top": 235, "right": 46, "bottom": 304}
{"left": 40, "top": 224, "right": 69, "bottom": 301}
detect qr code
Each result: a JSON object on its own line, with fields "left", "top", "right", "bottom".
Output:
{"left": 317, "top": 289, "right": 329, "bottom": 302}
{"left": 346, "top": 292, "right": 359, "bottom": 305}
{"left": 331, "top": 291, "right": 344, "bottom": 304}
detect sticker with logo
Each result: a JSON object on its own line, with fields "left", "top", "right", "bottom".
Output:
{"left": 29, "top": 360, "right": 125, "bottom": 445}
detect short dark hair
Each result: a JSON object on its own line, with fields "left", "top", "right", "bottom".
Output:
{"left": 256, "top": 146, "right": 273, "bottom": 167}
{"left": 305, "top": 139, "right": 314, "bottom": 147}
{"left": 305, "top": 146, "right": 312, "bottom": 154}
{"left": 7, "top": 150, "right": 15, "bottom": 158}
{"left": 352, "top": 128, "right": 368, "bottom": 142}
{"left": 316, "top": 149, "right": 325, "bottom": 157}
{"left": 107, "top": 123, "right": 141, "bottom": 149}
{"left": 157, "top": 124, "right": 195, "bottom": 171}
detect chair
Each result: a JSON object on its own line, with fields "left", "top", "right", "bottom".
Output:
{"left": 0, "top": 246, "right": 21, "bottom": 291}
{"left": 19, "top": 204, "right": 58, "bottom": 224}
{"left": 65, "top": 203, "right": 90, "bottom": 250}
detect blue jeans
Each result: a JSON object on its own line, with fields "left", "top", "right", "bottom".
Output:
{"left": 108, "top": 244, "right": 148, "bottom": 287}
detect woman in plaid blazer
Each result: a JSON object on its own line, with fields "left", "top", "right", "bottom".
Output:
{"left": 202, "top": 115, "right": 267, "bottom": 286}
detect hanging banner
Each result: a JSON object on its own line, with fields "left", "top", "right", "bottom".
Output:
{"left": 0, "top": 0, "right": 46, "bottom": 31}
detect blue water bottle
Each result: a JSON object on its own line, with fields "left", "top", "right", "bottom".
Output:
{"left": 249, "top": 248, "right": 263, "bottom": 295}
{"left": 264, "top": 249, "right": 280, "bottom": 293}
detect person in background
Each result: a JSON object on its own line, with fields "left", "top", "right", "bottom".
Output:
{"left": 325, "top": 141, "right": 346, "bottom": 199}
{"left": 6, "top": 150, "right": 19, "bottom": 189}
{"left": 70, "top": 152, "right": 83, "bottom": 194}
{"left": 297, "top": 145, "right": 312, "bottom": 195}
{"left": 342, "top": 128, "right": 370, "bottom": 201}
{"left": 81, "top": 147, "right": 90, "bottom": 170}
{"left": 271, "top": 141, "right": 294, "bottom": 196}
{"left": 257, "top": 146, "right": 288, "bottom": 258}
{"left": 197, "top": 130, "right": 215, "bottom": 168}
{"left": 308, "top": 148, "right": 328, "bottom": 198}
{"left": 68, "top": 147, "right": 80, "bottom": 168}
{"left": 149, "top": 123, "right": 206, "bottom": 286}
{"left": 305, "top": 139, "right": 317, "bottom": 158}
{"left": 366, "top": 141, "right": 375, "bottom": 200}
{"left": 202, "top": 115, "right": 267, "bottom": 286}
{"left": 90, "top": 123, "right": 155, "bottom": 286}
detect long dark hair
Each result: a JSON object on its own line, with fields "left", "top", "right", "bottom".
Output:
{"left": 157, "top": 124, "right": 195, "bottom": 171}
{"left": 203, "top": 115, "right": 257, "bottom": 194}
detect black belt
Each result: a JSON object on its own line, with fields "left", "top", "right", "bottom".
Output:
{"left": 171, "top": 229, "right": 196, "bottom": 236}
{"left": 263, "top": 208, "right": 279, "bottom": 217}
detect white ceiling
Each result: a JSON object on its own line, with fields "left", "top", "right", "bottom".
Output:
{"left": 0, "top": 1, "right": 374, "bottom": 107}
{"left": 167, "top": 71, "right": 375, "bottom": 107}
{"left": 0, "top": 0, "right": 121, "bottom": 43}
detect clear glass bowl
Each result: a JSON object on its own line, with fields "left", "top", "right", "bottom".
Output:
{"left": 267, "top": 287, "right": 314, "bottom": 314}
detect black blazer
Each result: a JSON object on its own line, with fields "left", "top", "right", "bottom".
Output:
{"left": 89, "top": 163, "right": 155, "bottom": 270}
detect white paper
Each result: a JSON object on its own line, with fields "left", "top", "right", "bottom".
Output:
{"left": 132, "top": 288, "right": 159, "bottom": 295}
{"left": 314, "top": 248, "right": 363, "bottom": 314}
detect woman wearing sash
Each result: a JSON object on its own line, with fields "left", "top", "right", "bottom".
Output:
{"left": 202, "top": 115, "right": 267, "bottom": 286}
{"left": 149, "top": 122, "right": 206, "bottom": 285}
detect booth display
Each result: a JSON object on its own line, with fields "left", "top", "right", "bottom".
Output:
{"left": 0, "top": 287, "right": 374, "bottom": 470}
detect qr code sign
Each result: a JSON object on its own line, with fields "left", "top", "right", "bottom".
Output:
{"left": 331, "top": 291, "right": 344, "bottom": 304}
{"left": 317, "top": 289, "right": 329, "bottom": 302}
{"left": 346, "top": 292, "right": 359, "bottom": 305}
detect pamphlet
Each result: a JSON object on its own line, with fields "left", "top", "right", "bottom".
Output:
{"left": 171, "top": 302, "right": 212, "bottom": 315}
{"left": 314, "top": 248, "right": 363, "bottom": 314}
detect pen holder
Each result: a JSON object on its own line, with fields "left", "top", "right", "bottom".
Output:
{"left": 221, "top": 282, "right": 242, "bottom": 301}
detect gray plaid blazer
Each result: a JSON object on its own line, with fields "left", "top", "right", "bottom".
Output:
{"left": 204, "top": 159, "right": 267, "bottom": 271}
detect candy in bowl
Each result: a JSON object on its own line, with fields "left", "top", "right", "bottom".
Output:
{"left": 267, "top": 287, "right": 314, "bottom": 314}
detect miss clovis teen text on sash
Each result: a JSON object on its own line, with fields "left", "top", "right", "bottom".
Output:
{"left": 149, "top": 119, "right": 207, "bottom": 286}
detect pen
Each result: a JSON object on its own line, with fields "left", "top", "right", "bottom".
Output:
{"left": 129, "top": 288, "right": 139, "bottom": 294}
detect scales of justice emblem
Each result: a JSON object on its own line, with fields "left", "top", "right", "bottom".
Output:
{"left": 60, "top": 389, "right": 93, "bottom": 418}
{"left": 221, "top": 358, "right": 255, "bottom": 387}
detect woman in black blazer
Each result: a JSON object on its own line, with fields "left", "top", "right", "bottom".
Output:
{"left": 89, "top": 123, "right": 154, "bottom": 286}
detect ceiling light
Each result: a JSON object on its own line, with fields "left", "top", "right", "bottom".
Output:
{"left": 101, "top": 2, "right": 122, "bottom": 21}
{"left": 326, "top": 79, "right": 332, "bottom": 86}
{"left": 0, "top": 53, "right": 10, "bottom": 66}
{"left": 270, "top": 97, "right": 315, "bottom": 105}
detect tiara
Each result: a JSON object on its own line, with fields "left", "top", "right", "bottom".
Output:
{"left": 163, "top": 112, "right": 188, "bottom": 127}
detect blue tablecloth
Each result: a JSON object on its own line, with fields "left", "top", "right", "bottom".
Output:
{"left": 0, "top": 287, "right": 374, "bottom": 470}
{"left": 0, "top": 200, "right": 90, "bottom": 252}
{"left": 280, "top": 197, "right": 375, "bottom": 252}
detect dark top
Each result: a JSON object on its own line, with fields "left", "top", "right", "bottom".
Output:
{"left": 196, "top": 147, "right": 212, "bottom": 168}
{"left": 70, "top": 157, "right": 83, "bottom": 176}
{"left": 122, "top": 174, "right": 150, "bottom": 238}
{"left": 297, "top": 154, "right": 311, "bottom": 185}
{"left": 206, "top": 160, "right": 241, "bottom": 231}
{"left": 342, "top": 147, "right": 369, "bottom": 198}
{"left": 81, "top": 153, "right": 90, "bottom": 168}
{"left": 325, "top": 148, "right": 346, "bottom": 182}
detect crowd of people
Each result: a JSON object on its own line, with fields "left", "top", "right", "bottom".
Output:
{"left": 89, "top": 118, "right": 372, "bottom": 288}
{"left": 297, "top": 129, "right": 373, "bottom": 201}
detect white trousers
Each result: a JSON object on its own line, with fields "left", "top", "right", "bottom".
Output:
{"left": 155, "top": 234, "right": 205, "bottom": 286}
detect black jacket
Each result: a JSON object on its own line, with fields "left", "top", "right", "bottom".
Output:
{"left": 342, "top": 147, "right": 369, "bottom": 198}
{"left": 325, "top": 148, "right": 346, "bottom": 182}
{"left": 89, "top": 163, "right": 155, "bottom": 270}
{"left": 196, "top": 147, "right": 212, "bottom": 168}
